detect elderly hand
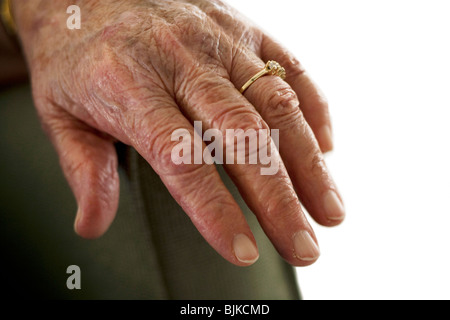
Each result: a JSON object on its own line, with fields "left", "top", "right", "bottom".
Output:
{"left": 12, "top": 0, "right": 344, "bottom": 266}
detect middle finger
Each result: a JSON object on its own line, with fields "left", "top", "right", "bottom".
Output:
{"left": 177, "top": 70, "right": 320, "bottom": 266}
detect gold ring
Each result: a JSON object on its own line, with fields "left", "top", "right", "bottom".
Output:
{"left": 240, "top": 60, "right": 286, "bottom": 94}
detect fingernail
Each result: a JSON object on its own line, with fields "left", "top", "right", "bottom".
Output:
{"left": 233, "top": 234, "right": 259, "bottom": 264}
{"left": 324, "top": 190, "right": 345, "bottom": 221}
{"left": 294, "top": 231, "right": 320, "bottom": 262}
{"left": 320, "top": 126, "right": 334, "bottom": 153}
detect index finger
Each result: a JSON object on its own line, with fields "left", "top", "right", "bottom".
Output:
{"left": 122, "top": 97, "right": 260, "bottom": 266}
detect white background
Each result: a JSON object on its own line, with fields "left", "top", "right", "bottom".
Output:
{"left": 226, "top": 0, "right": 450, "bottom": 300}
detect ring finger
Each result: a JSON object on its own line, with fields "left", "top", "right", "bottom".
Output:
{"left": 230, "top": 50, "right": 345, "bottom": 227}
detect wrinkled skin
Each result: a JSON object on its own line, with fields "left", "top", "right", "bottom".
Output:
{"left": 12, "top": 0, "right": 344, "bottom": 267}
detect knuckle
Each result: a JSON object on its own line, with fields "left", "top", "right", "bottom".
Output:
{"left": 307, "top": 148, "right": 328, "bottom": 178}
{"left": 90, "top": 45, "right": 132, "bottom": 99}
{"left": 202, "top": 0, "right": 236, "bottom": 24}
{"left": 151, "top": 137, "right": 188, "bottom": 176}
{"left": 211, "top": 106, "right": 268, "bottom": 133}
{"left": 160, "top": 5, "right": 226, "bottom": 66}
{"left": 165, "top": 3, "right": 211, "bottom": 39}
{"left": 210, "top": 108, "right": 270, "bottom": 164}
{"left": 184, "top": 176, "right": 235, "bottom": 222}
{"left": 285, "top": 55, "right": 306, "bottom": 78}
{"left": 267, "top": 86, "right": 298, "bottom": 113}
{"left": 91, "top": 49, "right": 119, "bottom": 92}
{"left": 264, "top": 186, "right": 301, "bottom": 223}
{"left": 203, "top": 3, "right": 227, "bottom": 18}
{"left": 163, "top": 159, "right": 206, "bottom": 180}
{"left": 215, "top": 108, "right": 270, "bottom": 164}
{"left": 131, "top": 111, "right": 203, "bottom": 177}
{"left": 228, "top": 127, "right": 269, "bottom": 163}
{"left": 182, "top": 73, "right": 231, "bottom": 106}
{"left": 134, "top": 113, "right": 173, "bottom": 159}
{"left": 264, "top": 85, "right": 303, "bottom": 129}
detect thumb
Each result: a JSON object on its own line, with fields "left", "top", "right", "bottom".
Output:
{"left": 41, "top": 109, "right": 120, "bottom": 239}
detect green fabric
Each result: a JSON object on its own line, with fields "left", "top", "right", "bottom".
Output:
{"left": 0, "top": 84, "right": 301, "bottom": 300}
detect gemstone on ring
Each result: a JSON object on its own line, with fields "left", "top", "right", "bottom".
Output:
{"left": 266, "top": 61, "right": 286, "bottom": 80}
